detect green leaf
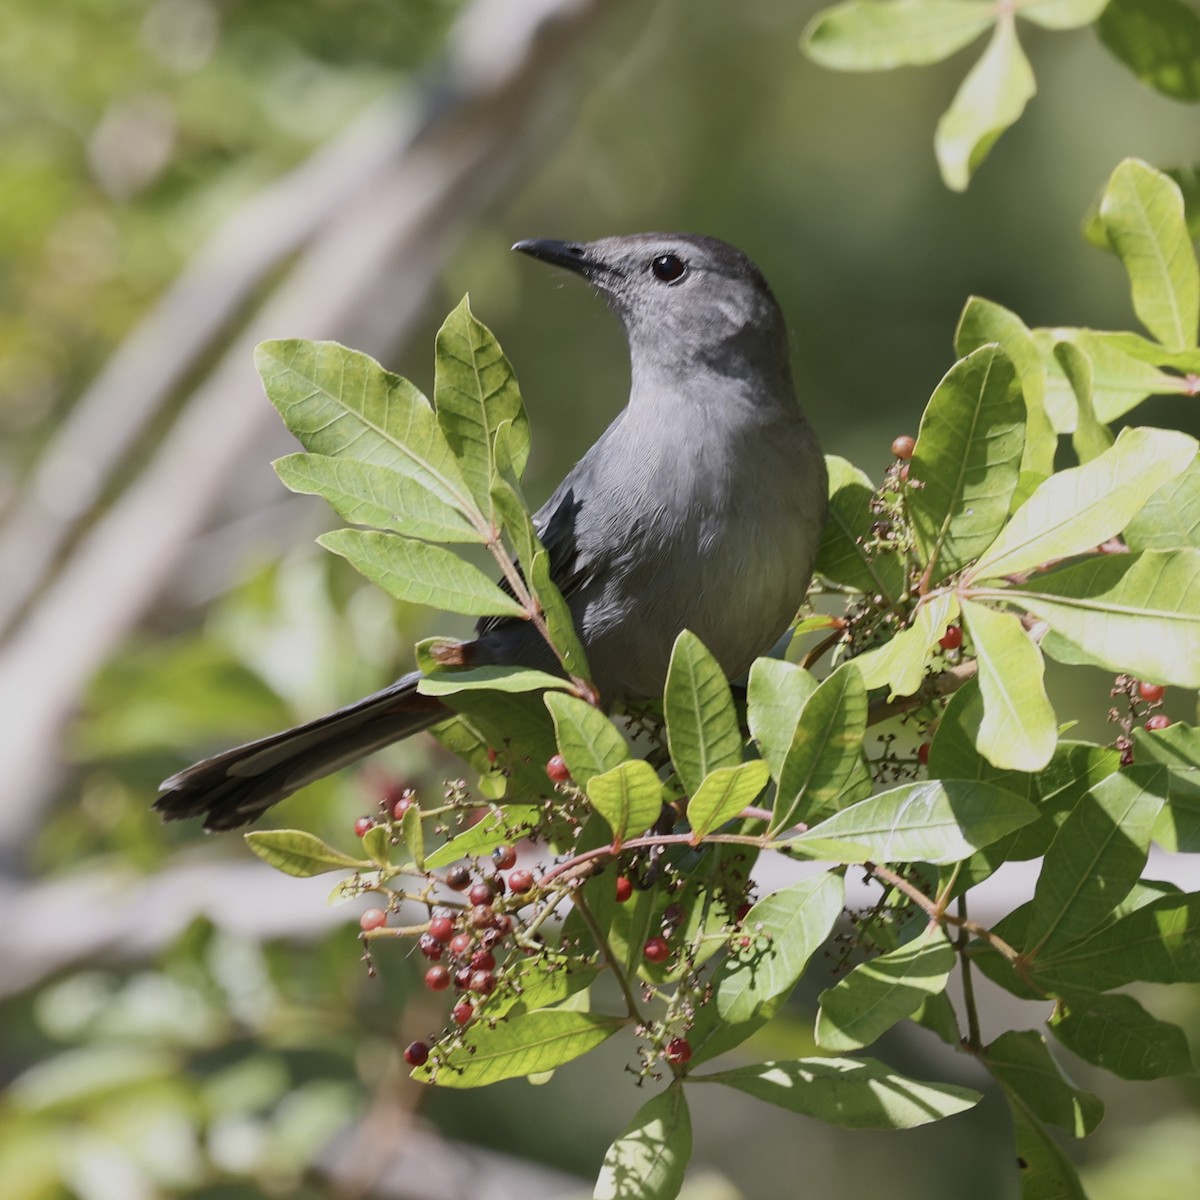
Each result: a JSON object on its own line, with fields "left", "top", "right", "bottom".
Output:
{"left": 1052, "top": 342, "right": 1113, "bottom": 465}
{"left": 254, "top": 339, "right": 485, "bottom": 529}
{"left": 1034, "top": 892, "right": 1200, "bottom": 989}
{"left": 1125, "top": 457, "right": 1200, "bottom": 551}
{"left": 398, "top": 803, "right": 424, "bottom": 869}
{"left": 702, "top": 1058, "right": 980, "bottom": 1129}
{"left": 815, "top": 455, "right": 908, "bottom": 601}
{"left": 955, "top": 296, "right": 1055, "bottom": 481}
{"left": 422, "top": 805, "right": 543, "bottom": 869}
{"left": 688, "top": 762, "right": 771, "bottom": 841}
{"left": 716, "top": 873, "right": 845, "bottom": 1023}
{"left": 909, "top": 343, "right": 1026, "bottom": 580}
{"left": 244, "top": 830, "right": 367, "bottom": 877}
{"left": 273, "top": 453, "right": 485, "bottom": 543}
{"left": 1024, "top": 767, "right": 1166, "bottom": 959}
{"left": 1049, "top": 990, "right": 1194, "bottom": 1081}
{"left": 433, "top": 297, "right": 529, "bottom": 519}
{"left": 1098, "top": 0, "right": 1200, "bottom": 101}
{"left": 319, "top": 529, "right": 525, "bottom": 618}
{"left": 1099, "top": 158, "right": 1199, "bottom": 351}
{"left": 852, "top": 591, "right": 960, "bottom": 697}
{"left": 1004, "top": 549, "right": 1200, "bottom": 688}
{"left": 792, "top": 779, "right": 1038, "bottom": 864}
{"left": 960, "top": 599, "right": 1057, "bottom": 771}
{"left": 545, "top": 692, "right": 628, "bottom": 786}
{"left": 361, "top": 823, "right": 392, "bottom": 867}
{"left": 664, "top": 631, "right": 742, "bottom": 796}
{"left": 416, "top": 1010, "right": 625, "bottom": 1087}
{"left": 816, "top": 926, "right": 957, "bottom": 1051}
{"left": 773, "top": 665, "right": 870, "bottom": 830}
{"left": 1005, "top": 1092, "right": 1089, "bottom": 1200}
{"left": 983, "top": 1030, "right": 1103, "bottom": 1137}
{"left": 417, "top": 665, "right": 572, "bottom": 696}
{"left": 1018, "top": 0, "right": 1110, "bottom": 29}
{"left": 934, "top": 16, "right": 1036, "bottom": 192}
{"left": 968, "top": 427, "right": 1197, "bottom": 581}
{"left": 587, "top": 760, "right": 666, "bottom": 845}
{"left": 802, "top": 0, "right": 995, "bottom": 70}
{"left": 594, "top": 1086, "right": 691, "bottom": 1200}
{"left": 747, "top": 657, "right": 818, "bottom": 781}
{"left": 1134, "top": 721, "right": 1200, "bottom": 851}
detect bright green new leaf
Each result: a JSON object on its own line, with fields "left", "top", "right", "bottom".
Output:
{"left": 398, "top": 803, "right": 423, "bottom": 869}
{"left": 417, "top": 666, "right": 572, "bottom": 696}
{"left": 433, "top": 297, "right": 529, "bottom": 518}
{"left": 983, "top": 1030, "right": 1103, "bottom": 1137}
{"left": 852, "top": 591, "right": 960, "bottom": 697}
{"left": 255, "top": 339, "right": 485, "bottom": 531}
{"left": 319, "top": 528, "right": 526, "bottom": 618}
{"left": 909, "top": 343, "right": 1026, "bottom": 580}
{"left": 791, "top": 779, "right": 1038, "bottom": 865}
{"left": 1019, "top": 0, "right": 1110, "bottom": 29}
{"left": 545, "top": 692, "right": 628, "bottom": 785}
{"left": 274, "top": 453, "right": 485, "bottom": 543}
{"left": 814, "top": 456, "right": 907, "bottom": 601}
{"left": 1099, "top": 159, "right": 1199, "bottom": 352}
{"left": 934, "top": 16, "right": 1035, "bottom": 192}
{"left": 802, "top": 0, "right": 995, "bottom": 70}
{"left": 587, "top": 759, "right": 666, "bottom": 845}
{"left": 689, "top": 762, "right": 771, "bottom": 841}
{"left": 960, "top": 599, "right": 1056, "bottom": 771}
{"left": 244, "top": 829, "right": 367, "bottom": 877}
{"left": 1005, "top": 1091, "right": 1089, "bottom": 1200}
{"left": 664, "top": 631, "right": 742, "bottom": 796}
{"left": 747, "top": 657, "right": 818, "bottom": 781}
{"left": 773, "top": 665, "right": 870, "bottom": 830}
{"left": 955, "top": 296, "right": 1055, "bottom": 480}
{"left": 1052, "top": 342, "right": 1113, "bottom": 464}
{"left": 1033, "top": 892, "right": 1200, "bottom": 990}
{"left": 967, "top": 427, "right": 1197, "bottom": 581}
{"left": 1125, "top": 457, "right": 1200, "bottom": 551}
{"left": 415, "top": 1010, "right": 625, "bottom": 1088}
{"left": 594, "top": 1086, "right": 691, "bottom": 1200}
{"left": 716, "top": 873, "right": 844, "bottom": 1023}
{"left": 1099, "top": 0, "right": 1200, "bottom": 103}
{"left": 1049, "top": 990, "right": 1194, "bottom": 1081}
{"left": 1006, "top": 549, "right": 1200, "bottom": 688}
{"left": 361, "top": 823, "right": 391, "bottom": 868}
{"left": 816, "top": 925, "right": 956, "bottom": 1051}
{"left": 423, "top": 805, "right": 543, "bottom": 869}
{"left": 1023, "top": 767, "right": 1165, "bottom": 959}
{"left": 702, "top": 1058, "right": 980, "bottom": 1128}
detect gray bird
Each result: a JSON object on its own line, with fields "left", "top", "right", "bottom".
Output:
{"left": 155, "top": 234, "right": 827, "bottom": 830}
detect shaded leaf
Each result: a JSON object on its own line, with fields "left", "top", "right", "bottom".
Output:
{"left": 747, "top": 657, "right": 818, "bottom": 782}
{"left": 1098, "top": 0, "right": 1200, "bottom": 102}
{"left": 1052, "top": 341, "right": 1113, "bottom": 464}
{"left": 1049, "top": 990, "right": 1194, "bottom": 1081}
{"left": 594, "top": 1086, "right": 691, "bottom": 1200}
{"left": 1005, "top": 1091, "right": 1089, "bottom": 1200}
{"left": 983, "top": 1030, "right": 1103, "bottom": 1137}
{"left": 244, "top": 830, "right": 367, "bottom": 877}
{"left": 815, "top": 456, "right": 907, "bottom": 600}
{"left": 664, "top": 631, "right": 742, "bottom": 796}
{"left": 417, "top": 665, "right": 572, "bottom": 696}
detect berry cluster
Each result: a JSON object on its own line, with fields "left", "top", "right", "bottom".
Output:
{"left": 1109, "top": 675, "right": 1172, "bottom": 765}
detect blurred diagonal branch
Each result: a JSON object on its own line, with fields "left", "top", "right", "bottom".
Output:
{"left": 0, "top": 0, "right": 627, "bottom": 853}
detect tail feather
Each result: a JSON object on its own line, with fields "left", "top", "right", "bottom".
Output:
{"left": 154, "top": 671, "right": 445, "bottom": 831}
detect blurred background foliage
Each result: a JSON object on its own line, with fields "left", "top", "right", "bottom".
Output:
{"left": 1, "top": 0, "right": 1199, "bottom": 1197}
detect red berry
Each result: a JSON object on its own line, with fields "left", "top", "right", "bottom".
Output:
{"left": 446, "top": 866, "right": 471, "bottom": 891}
{"left": 453, "top": 965, "right": 473, "bottom": 990}
{"left": 418, "top": 934, "right": 443, "bottom": 960}
{"left": 425, "top": 965, "right": 451, "bottom": 991}
{"left": 891, "top": 435, "right": 916, "bottom": 461}
{"left": 449, "top": 933, "right": 473, "bottom": 956}
{"left": 359, "top": 907, "right": 387, "bottom": 932}
{"left": 662, "top": 904, "right": 684, "bottom": 927}
{"left": 469, "top": 881, "right": 496, "bottom": 906}
{"left": 917, "top": 742, "right": 931, "bottom": 765}
{"left": 354, "top": 816, "right": 375, "bottom": 838}
{"left": 471, "top": 950, "right": 496, "bottom": 971}
{"left": 508, "top": 869, "right": 535, "bottom": 894}
{"left": 1145, "top": 714, "right": 1172, "bottom": 731}
{"left": 429, "top": 916, "right": 454, "bottom": 943}
{"left": 491, "top": 914, "right": 514, "bottom": 936}
{"left": 470, "top": 905, "right": 495, "bottom": 930}
{"left": 452, "top": 1001, "right": 474, "bottom": 1026}
{"left": 546, "top": 754, "right": 571, "bottom": 783}
{"left": 1138, "top": 682, "right": 1166, "bottom": 703}
{"left": 469, "top": 969, "right": 497, "bottom": 994}
{"left": 665, "top": 1037, "right": 692, "bottom": 1065}
{"left": 492, "top": 844, "right": 517, "bottom": 870}
{"left": 392, "top": 792, "right": 416, "bottom": 821}
{"left": 615, "top": 876, "right": 634, "bottom": 903}
{"left": 403, "top": 1041, "right": 429, "bottom": 1067}
{"left": 938, "top": 625, "right": 963, "bottom": 651}
{"left": 734, "top": 902, "right": 752, "bottom": 924}
{"left": 486, "top": 746, "right": 498, "bottom": 766}
{"left": 643, "top": 936, "right": 670, "bottom": 964}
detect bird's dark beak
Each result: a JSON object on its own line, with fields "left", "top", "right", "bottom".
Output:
{"left": 512, "top": 238, "right": 598, "bottom": 277}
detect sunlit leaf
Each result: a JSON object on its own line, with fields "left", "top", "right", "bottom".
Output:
{"left": 689, "top": 761, "right": 771, "bottom": 841}
{"left": 594, "top": 1086, "right": 691, "bottom": 1200}
{"left": 1052, "top": 341, "right": 1113, "bottom": 464}
{"left": 423, "top": 805, "right": 543, "bottom": 869}
{"left": 664, "top": 631, "right": 742, "bottom": 796}
{"left": 417, "top": 665, "right": 572, "bottom": 696}
{"left": 852, "top": 591, "right": 960, "bottom": 697}
{"left": 1125, "top": 457, "right": 1200, "bottom": 550}
{"left": 587, "top": 760, "right": 666, "bottom": 845}
{"left": 244, "top": 830, "right": 367, "bottom": 877}
{"left": 1018, "top": 0, "right": 1110, "bottom": 29}
{"left": 815, "top": 456, "right": 907, "bottom": 600}
{"left": 545, "top": 692, "right": 629, "bottom": 786}
{"left": 747, "top": 657, "right": 818, "bottom": 781}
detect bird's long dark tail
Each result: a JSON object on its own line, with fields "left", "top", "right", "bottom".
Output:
{"left": 154, "top": 671, "right": 446, "bottom": 831}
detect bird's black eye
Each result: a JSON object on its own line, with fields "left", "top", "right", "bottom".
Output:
{"left": 650, "top": 253, "right": 687, "bottom": 283}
